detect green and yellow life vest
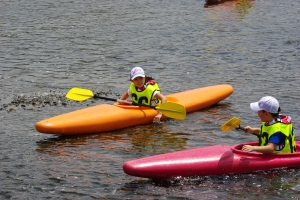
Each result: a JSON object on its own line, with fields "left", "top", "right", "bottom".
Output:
{"left": 129, "top": 81, "right": 161, "bottom": 106}
{"left": 259, "top": 115, "right": 296, "bottom": 153}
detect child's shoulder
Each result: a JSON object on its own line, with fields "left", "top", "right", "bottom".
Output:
{"left": 279, "top": 115, "right": 292, "bottom": 124}
{"left": 147, "top": 79, "right": 155, "bottom": 85}
{"left": 146, "top": 77, "right": 156, "bottom": 85}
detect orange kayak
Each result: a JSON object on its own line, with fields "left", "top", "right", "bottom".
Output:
{"left": 35, "top": 84, "right": 233, "bottom": 135}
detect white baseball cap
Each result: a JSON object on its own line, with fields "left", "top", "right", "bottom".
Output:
{"left": 130, "top": 67, "right": 145, "bottom": 80}
{"left": 250, "top": 96, "right": 280, "bottom": 113}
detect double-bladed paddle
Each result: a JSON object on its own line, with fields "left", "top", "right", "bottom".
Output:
{"left": 66, "top": 87, "right": 186, "bottom": 120}
{"left": 220, "top": 117, "right": 260, "bottom": 137}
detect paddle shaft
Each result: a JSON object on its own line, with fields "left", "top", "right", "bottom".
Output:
{"left": 94, "top": 95, "right": 157, "bottom": 109}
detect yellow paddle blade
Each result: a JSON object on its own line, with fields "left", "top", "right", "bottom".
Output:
{"left": 156, "top": 102, "right": 186, "bottom": 120}
{"left": 66, "top": 88, "right": 94, "bottom": 102}
{"left": 220, "top": 117, "right": 242, "bottom": 132}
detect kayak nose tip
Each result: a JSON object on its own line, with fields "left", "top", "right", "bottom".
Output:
{"left": 35, "top": 120, "right": 52, "bottom": 134}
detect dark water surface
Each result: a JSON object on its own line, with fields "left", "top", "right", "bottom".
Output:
{"left": 1, "top": 0, "right": 300, "bottom": 199}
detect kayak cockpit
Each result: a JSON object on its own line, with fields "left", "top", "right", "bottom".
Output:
{"left": 231, "top": 142, "right": 300, "bottom": 157}
{"left": 114, "top": 96, "right": 179, "bottom": 109}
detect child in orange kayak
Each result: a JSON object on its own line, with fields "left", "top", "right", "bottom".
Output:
{"left": 120, "top": 67, "right": 167, "bottom": 122}
{"left": 242, "top": 96, "right": 296, "bottom": 153}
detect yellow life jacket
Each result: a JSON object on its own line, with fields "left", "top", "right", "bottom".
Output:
{"left": 129, "top": 81, "right": 161, "bottom": 106}
{"left": 259, "top": 115, "right": 296, "bottom": 153}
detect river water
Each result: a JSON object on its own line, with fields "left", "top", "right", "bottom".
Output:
{"left": 1, "top": 0, "right": 300, "bottom": 199}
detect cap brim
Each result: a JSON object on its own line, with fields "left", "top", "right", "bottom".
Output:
{"left": 250, "top": 102, "right": 261, "bottom": 111}
{"left": 131, "top": 74, "right": 145, "bottom": 80}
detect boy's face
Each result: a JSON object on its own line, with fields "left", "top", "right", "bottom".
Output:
{"left": 257, "top": 110, "right": 271, "bottom": 122}
{"left": 131, "top": 76, "right": 145, "bottom": 88}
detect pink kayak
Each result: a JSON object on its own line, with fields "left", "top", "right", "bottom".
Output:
{"left": 123, "top": 141, "right": 300, "bottom": 179}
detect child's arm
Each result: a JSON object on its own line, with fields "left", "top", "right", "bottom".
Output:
{"left": 242, "top": 143, "right": 276, "bottom": 153}
{"left": 120, "top": 91, "right": 129, "bottom": 100}
{"left": 243, "top": 126, "right": 260, "bottom": 135}
{"left": 153, "top": 93, "right": 167, "bottom": 123}
{"left": 155, "top": 93, "right": 167, "bottom": 103}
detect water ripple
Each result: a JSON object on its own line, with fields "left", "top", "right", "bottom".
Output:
{"left": 1, "top": 0, "right": 300, "bottom": 199}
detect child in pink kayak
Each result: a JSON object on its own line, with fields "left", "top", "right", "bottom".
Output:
{"left": 242, "top": 96, "right": 296, "bottom": 153}
{"left": 120, "top": 67, "right": 167, "bottom": 123}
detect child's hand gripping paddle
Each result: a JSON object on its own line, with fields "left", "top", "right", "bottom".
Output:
{"left": 220, "top": 117, "right": 260, "bottom": 137}
{"left": 66, "top": 87, "right": 186, "bottom": 120}
{"left": 220, "top": 117, "right": 243, "bottom": 132}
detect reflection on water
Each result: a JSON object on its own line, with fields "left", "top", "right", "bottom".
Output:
{"left": 234, "top": 0, "right": 254, "bottom": 17}
{"left": 127, "top": 126, "right": 189, "bottom": 153}
{"left": 36, "top": 123, "right": 189, "bottom": 157}
{"left": 205, "top": 0, "right": 254, "bottom": 20}
{"left": 120, "top": 167, "right": 300, "bottom": 199}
